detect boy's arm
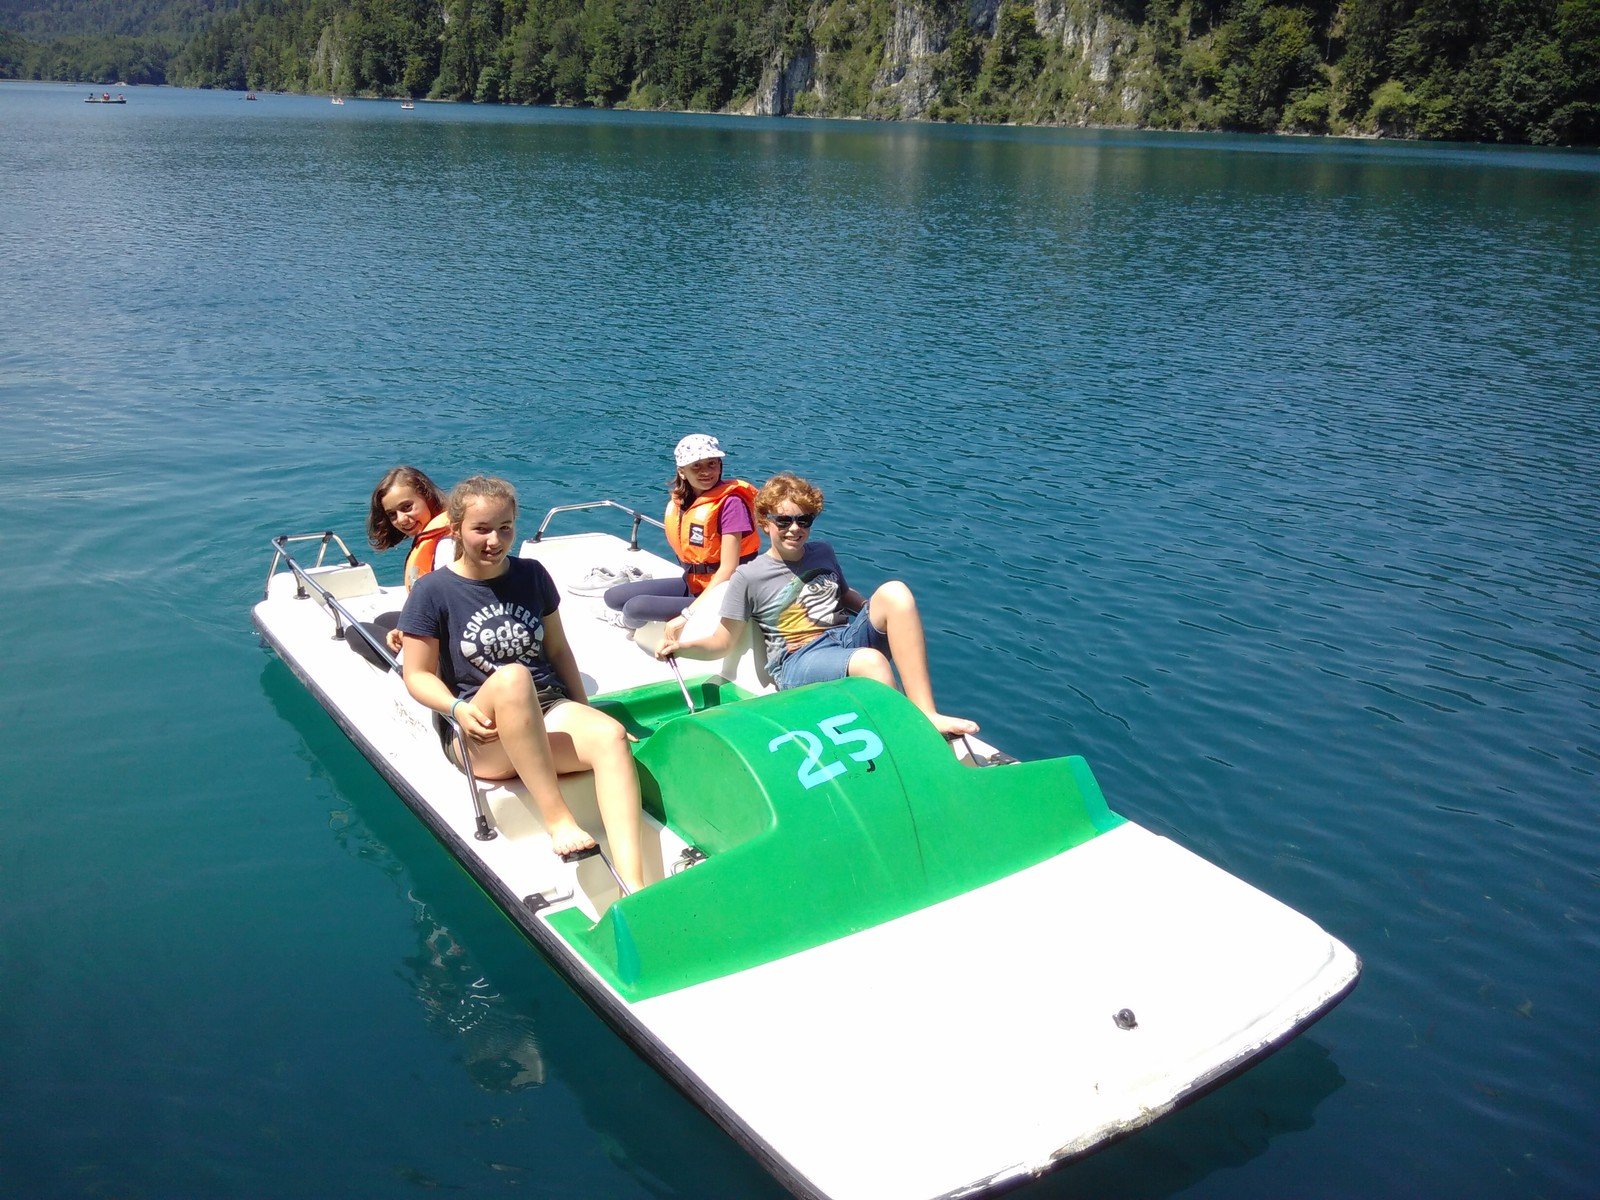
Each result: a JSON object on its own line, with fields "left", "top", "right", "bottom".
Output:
{"left": 659, "top": 615, "right": 742, "bottom": 660}
{"left": 664, "top": 562, "right": 753, "bottom": 658}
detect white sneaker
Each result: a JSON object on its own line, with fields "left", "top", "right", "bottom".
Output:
{"left": 568, "top": 564, "right": 643, "bottom": 596}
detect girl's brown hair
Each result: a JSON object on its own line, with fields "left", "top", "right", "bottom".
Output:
{"left": 447, "top": 476, "right": 518, "bottom": 539}
{"left": 755, "top": 473, "right": 824, "bottom": 520}
{"left": 367, "top": 466, "right": 446, "bottom": 551}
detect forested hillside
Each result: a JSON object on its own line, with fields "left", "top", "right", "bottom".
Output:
{"left": 0, "top": 0, "right": 236, "bottom": 38}
{"left": 0, "top": 0, "right": 240, "bottom": 81}
{"left": 2, "top": 0, "right": 1596, "bottom": 143}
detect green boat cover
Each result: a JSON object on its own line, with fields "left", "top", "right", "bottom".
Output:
{"left": 557, "top": 677, "right": 1123, "bottom": 1001}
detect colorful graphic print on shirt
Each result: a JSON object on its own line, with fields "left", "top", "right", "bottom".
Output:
{"left": 759, "top": 568, "right": 848, "bottom": 655}
{"left": 458, "top": 600, "right": 546, "bottom": 674}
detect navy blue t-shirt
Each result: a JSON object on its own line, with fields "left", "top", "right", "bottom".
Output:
{"left": 398, "top": 558, "right": 566, "bottom": 704}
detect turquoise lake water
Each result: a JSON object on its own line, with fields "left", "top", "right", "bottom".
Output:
{"left": 2, "top": 80, "right": 1598, "bottom": 1198}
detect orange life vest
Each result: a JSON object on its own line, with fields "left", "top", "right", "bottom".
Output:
{"left": 404, "top": 512, "right": 452, "bottom": 589}
{"left": 665, "top": 479, "right": 760, "bottom": 595}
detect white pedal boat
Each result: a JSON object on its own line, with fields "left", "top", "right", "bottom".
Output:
{"left": 253, "top": 501, "right": 1360, "bottom": 1200}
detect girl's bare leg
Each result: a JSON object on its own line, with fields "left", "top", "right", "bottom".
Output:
{"left": 544, "top": 703, "right": 647, "bottom": 892}
{"left": 864, "top": 581, "right": 979, "bottom": 737}
{"left": 467, "top": 666, "right": 597, "bottom": 859}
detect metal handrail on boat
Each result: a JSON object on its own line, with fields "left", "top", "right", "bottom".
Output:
{"left": 264, "top": 533, "right": 499, "bottom": 842}
{"left": 530, "top": 499, "right": 663, "bottom": 548}
{"left": 263, "top": 530, "right": 358, "bottom": 596}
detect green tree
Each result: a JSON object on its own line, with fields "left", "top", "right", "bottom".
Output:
{"left": 506, "top": 16, "right": 552, "bottom": 101}
{"left": 549, "top": 14, "right": 586, "bottom": 102}
{"left": 935, "top": 12, "right": 979, "bottom": 107}
{"left": 1552, "top": 0, "right": 1600, "bottom": 140}
{"left": 974, "top": 0, "right": 1046, "bottom": 113}
{"left": 1368, "top": 75, "right": 1420, "bottom": 131}
{"left": 584, "top": 7, "right": 628, "bottom": 104}
{"left": 1216, "top": 0, "right": 1322, "bottom": 130}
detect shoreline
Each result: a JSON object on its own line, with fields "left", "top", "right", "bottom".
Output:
{"left": 8, "top": 77, "right": 1598, "bottom": 152}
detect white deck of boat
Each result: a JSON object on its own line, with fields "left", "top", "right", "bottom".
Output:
{"left": 515, "top": 545, "right": 1358, "bottom": 1200}
{"left": 515, "top": 532, "right": 774, "bottom": 699}
{"left": 624, "top": 820, "right": 1356, "bottom": 1200}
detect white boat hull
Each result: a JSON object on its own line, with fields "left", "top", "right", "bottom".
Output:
{"left": 254, "top": 526, "right": 1359, "bottom": 1200}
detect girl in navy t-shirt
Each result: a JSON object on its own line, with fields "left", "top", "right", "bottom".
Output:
{"left": 398, "top": 475, "right": 646, "bottom": 892}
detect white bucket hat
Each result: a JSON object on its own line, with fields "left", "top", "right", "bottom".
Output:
{"left": 674, "top": 433, "right": 727, "bottom": 468}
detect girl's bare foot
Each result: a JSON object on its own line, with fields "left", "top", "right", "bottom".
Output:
{"left": 548, "top": 822, "right": 598, "bottom": 860}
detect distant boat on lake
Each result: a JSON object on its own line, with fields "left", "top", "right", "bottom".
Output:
{"left": 331, "top": 96, "right": 344, "bottom": 106}
{"left": 85, "top": 92, "right": 126, "bottom": 104}
{"left": 246, "top": 93, "right": 258, "bottom": 101}
{"left": 400, "top": 100, "right": 415, "bottom": 110}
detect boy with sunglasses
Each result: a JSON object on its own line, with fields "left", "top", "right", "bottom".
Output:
{"left": 657, "top": 473, "right": 977, "bottom": 738}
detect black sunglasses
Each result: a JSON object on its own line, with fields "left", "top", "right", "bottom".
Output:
{"left": 767, "top": 513, "right": 816, "bottom": 529}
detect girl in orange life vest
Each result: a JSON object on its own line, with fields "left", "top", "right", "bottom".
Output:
{"left": 602, "top": 434, "right": 760, "bottom": 629}
{"left": 367, "top": 466, "right": 455, "bottom": 652}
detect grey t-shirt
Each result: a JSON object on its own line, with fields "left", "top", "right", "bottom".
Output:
{"left": 721, "top": 542, "right": 851, "bottom": 667}
{"left": 399, "top": 558, "right": 566, "bottom": 704}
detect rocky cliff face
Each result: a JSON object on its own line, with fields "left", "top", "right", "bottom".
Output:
{"left": 309, "top": 25, "right": 341, "bottom": 93}
{"left": 746, "top": 0, "right": 1148, "bottom": 124}
{"left": 870, "top": 0, "right": 943, "bottom": 118}
{"left": 1039, "top": 0, "right": 1147, "bottom": 121}
{"left": 968, "top": 0, "right": 1001, "bottom": 33}
{"left": 751, "top": 48, "right": 817, "bottom": 115}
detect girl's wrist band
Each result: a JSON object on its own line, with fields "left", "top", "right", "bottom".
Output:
{"left": 450, "top": 699, "right": 466, "bottom": 719}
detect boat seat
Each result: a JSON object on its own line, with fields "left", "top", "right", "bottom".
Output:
{"left": 304, "top": 561, "right": 380, "bottom": 604}
{"left": 347, "top": 613, "right": 399, "bottom": 672}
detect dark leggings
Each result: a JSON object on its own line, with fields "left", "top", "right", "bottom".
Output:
{"left": 604, "top": 575, "right": 693, "bottom": 628}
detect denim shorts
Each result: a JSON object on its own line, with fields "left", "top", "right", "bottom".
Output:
{"left": 773, "top": 603, "right": 889, "bottom": 689}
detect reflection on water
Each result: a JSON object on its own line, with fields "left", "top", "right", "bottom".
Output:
{"left": 261, "top": 658, "right": 782, "bottom": 1197}
{"left": 407, "top": 908, "right": 547, "bottom": 1092}
{"left": 403, "top": 885, "right": 548, "bottom": 1094}
{"left": 273, "top": 660, "right": 549, "bottom": 1095}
